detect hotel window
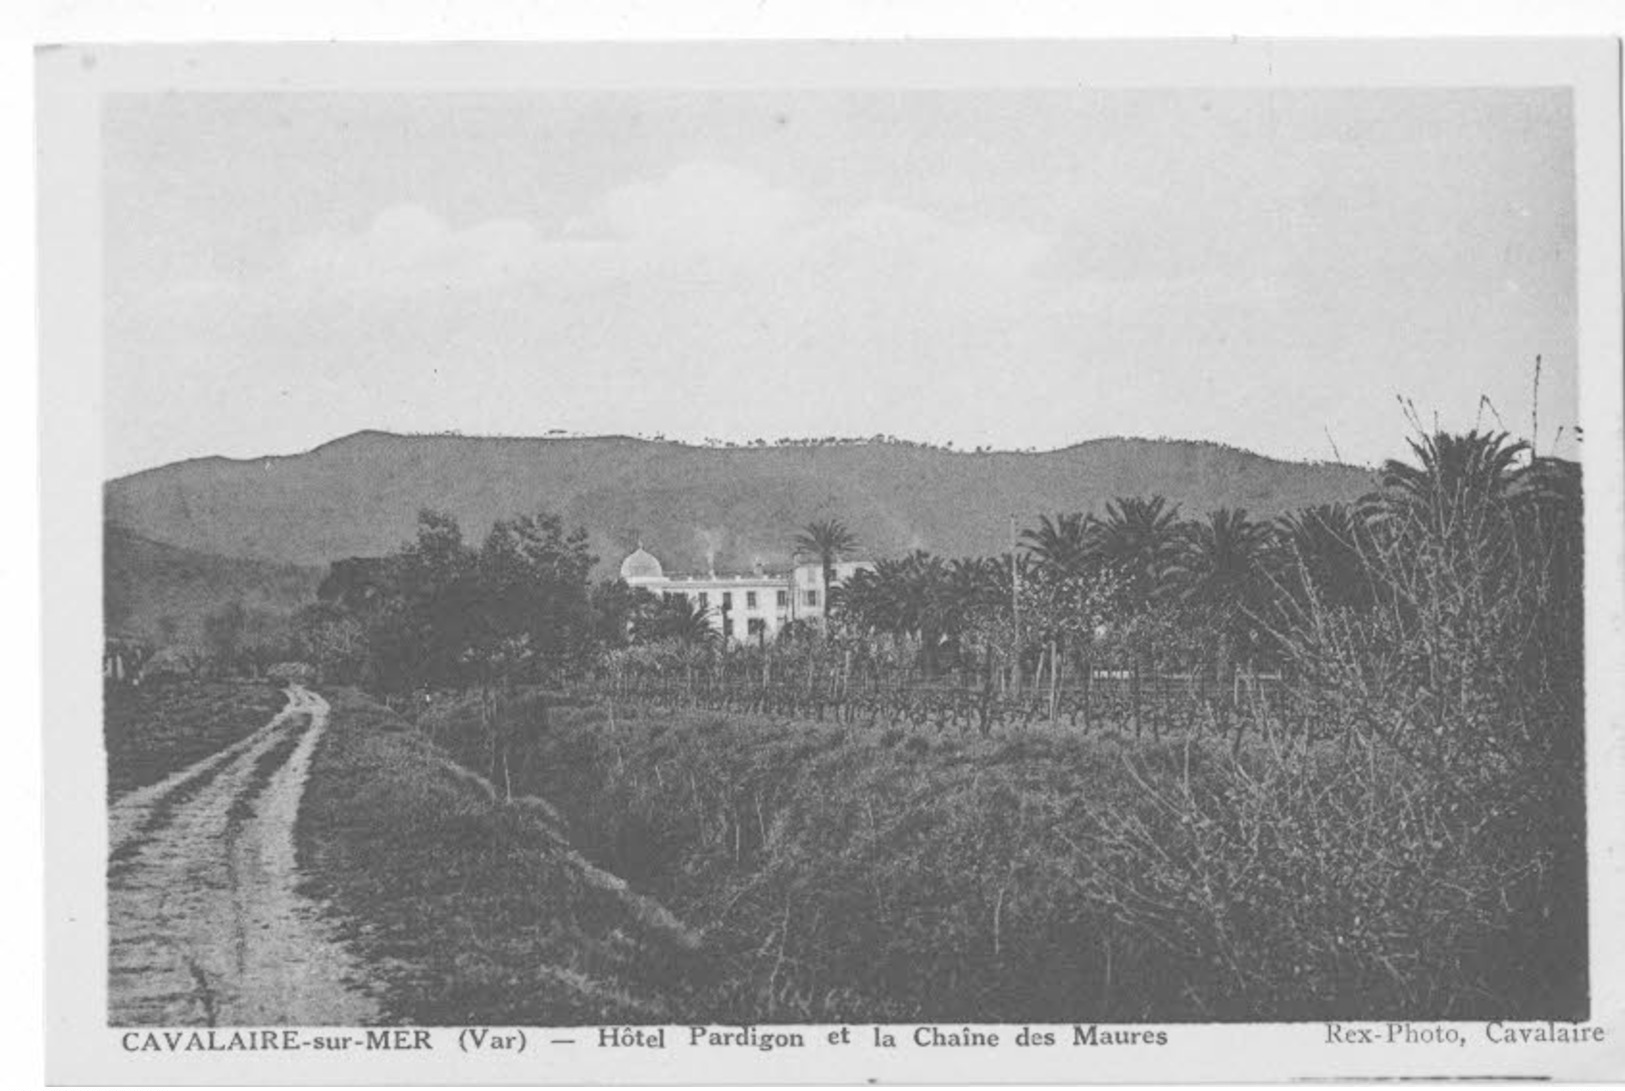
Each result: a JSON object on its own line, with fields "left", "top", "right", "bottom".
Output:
{"left": 805, "top": 589, "right": 820, "bottom": 608}
{"left": 697, "top": 592, "right": 708, "bottom": 607}
{"left": 746, "top": 591, "right": 758, "bottom": 609}
{"left": 776, "top": 590, "right": 788, "bottom": 608}
{"left": 747, "top": 618, "right": 766, "bottom": 637}
{"left": 722, "top": 591, "right": 733, "bottom": 609}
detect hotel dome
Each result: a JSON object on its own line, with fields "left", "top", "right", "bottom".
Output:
{"left": 619, "top": 547, "right": 665, "bottom": 583}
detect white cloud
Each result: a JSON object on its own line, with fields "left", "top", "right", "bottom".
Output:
{"left": 281, "top": 204, "right": 553, "bottom": 296}
{"left": 230, "top": 162, "right": 1050, "bottom": 306}
{"left": 591, "top": 161, "right": 807, "bottom": 259}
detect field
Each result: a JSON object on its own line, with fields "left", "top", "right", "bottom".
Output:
{"left": 415, "top": 686, "right": 1586, "bottom": 1024}
{"left": 293, "top": 688, "right": 704, "bottom": 1025}
{"left": 104, "top": 537, "right": 1587, "bottom": 1026}
{"left": 103, "top": 680, "right": 287, "bottom": 799}
{"left": 100, "top": 669, "right": 1584, "bottom": 1024}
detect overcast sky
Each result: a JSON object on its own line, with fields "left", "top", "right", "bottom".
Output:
{"left": 103, "top": 89, "right": 1576, "bottom": 477}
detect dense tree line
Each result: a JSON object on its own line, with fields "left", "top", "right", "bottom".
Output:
{"left": 830, "top": 432, "right": 1580, "bottom": 711}
{"left": 288, "top": 430, "right": 1580, "bottom": 740}
{"left": 306, "top": 509, "right": 598, "bottom": 691}
{"left": 297, "top": 504, "right": 752, "bottom": 693}
{"left": 592, "top": 429, "right": 1583, "bottom": 874}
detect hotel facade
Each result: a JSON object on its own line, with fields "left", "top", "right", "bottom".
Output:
{"left": 618, "top": 547, "right": 872, "bottom": 644}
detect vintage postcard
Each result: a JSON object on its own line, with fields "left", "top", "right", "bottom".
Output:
{"left": 38, "top": 38, "right": 1625, "bottom": 1084}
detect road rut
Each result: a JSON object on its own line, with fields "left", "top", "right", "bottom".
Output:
{"left": 108, "top": 685, "right": 380, "bottom": 1026}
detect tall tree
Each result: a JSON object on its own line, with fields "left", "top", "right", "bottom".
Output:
{"left": 1089, "top": 495, "right": 1181, "bottom": 609}
{"left": 1020, "top": 512, "right": 1092, "bottom": 580}
{"left": 792, "top": 518, "right": 859, "bottom": 624}
{"left": 940, "top": 556, "right": 1003, "bottom": 635}
{"left": 400, "top": 509, "right": 480, "bottom": 689}
{"left": 1276, "top": 502, "right": 1375, "bottom": 613}
{"left": 1164, "top": 507, "right": 1278, "bottom": 687}
{"left": 589, "top": 579, "right": 656, "bottom": 650}
{"left": 635, "top": 593, "right": 718, "bottom": 647}
{"left": 201, "top": 599, "right": 248, "bottom": 672}
{"left": 291, "top": 601, "right": 368, "bottom": 684}
{"left": 476, "top": 511, "right": 597, "bottom": 677}
{"left": 1165, "top": 508, "right": 1277, "bottom": 616}
{"left": 1375, "top": 429, "right": 1529, "bottom": 562}
{"left": 1281, "top": 431, "right": 1583, "bottom": 792}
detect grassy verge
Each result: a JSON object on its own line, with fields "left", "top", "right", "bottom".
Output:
{"left": 103, "top": 679, "right": 286, "bottom": 800}
{"left": 420, "top": 689, "right": 1585, "bottom": 1024}
{"left": 295, "top": 689, "right": 704, "bottom": 1025}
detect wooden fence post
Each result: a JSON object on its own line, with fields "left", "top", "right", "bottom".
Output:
{"left": 1150, "top": 667, "right": 1162, "bottom": 742}
{"left": 1131, "top": 663, "right": 1142, "bottom": 740}
{"left": 1081, "top": 658, "right": 1092, "bottom": 733}
{"left": 1047, "top": 640, "right": 1060, "bottom": 724}
{"left": 846, "top": 663, "right": 855, "bottom": 723}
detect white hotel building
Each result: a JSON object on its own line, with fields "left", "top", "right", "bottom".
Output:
{"left": 618, "top": 546, "right": 872, "bottom": 644}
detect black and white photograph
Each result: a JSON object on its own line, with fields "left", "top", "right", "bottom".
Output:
{"left": 36, "top": 35, "right": 1625, "bottom": 1085}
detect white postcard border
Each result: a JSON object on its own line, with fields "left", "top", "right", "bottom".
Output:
{"left": 38, "top": 37, "right": 1625, "bottom": 1085}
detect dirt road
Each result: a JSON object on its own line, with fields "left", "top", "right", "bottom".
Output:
{"left": 108, "top": 685, "right": 380, "bottom": 1026}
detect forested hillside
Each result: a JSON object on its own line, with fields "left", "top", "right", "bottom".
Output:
{"left": 103, "top": 521, "right": 322, "bottom": 645}
{"left": 106, "top": 432, "right": 1373, "bottom": 576}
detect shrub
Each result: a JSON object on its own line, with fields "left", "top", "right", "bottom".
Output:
{"left": 1082, "top": 740, "right": 1553, "bottom": 1018}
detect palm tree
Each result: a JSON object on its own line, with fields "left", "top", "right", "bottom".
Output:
{"left": 1164, "top": 507, "right": 1278, "bottom": 690}
{"left": 929, "top": 557, "right": 1002, "bottom": 668}
{"left": 1519, "top": 454, "right": 1583, "bottom": 597}
{"left": 792, "top": 518, "right": 859, "bottom": 623}
{"left": 944, "top": 556, "right": 1001, "bottom": 615}
{"left": 1357, "top": 428, "right": 1584, "bottom": 777}
{"left": 1020, "top": 512, "right": 1092, "bottom": 580}
{"left": 1165, "top": 508, "right": 1277, "bottom": 613}
{"left": 635, "top": 593, "right": 716, "bottom": 647}
{"left": 1088, "top": 495, "right": 1181, "bottom": 608}
{"left": 844, "top": 553, "right": 920, "bottom": 636}
{"left": 835, "top": 565, "right": 886, "bottom": 634}
{"left": 1377, "top": 430, "right": 1529, "bottom": 544}
{"left": 1368, "top": 430, "right": 1545, "bottom": 610}
{"left": 839, "top": 551, "right": 958, "bottom": 637}
{"left": 1276, "top": 502, "right": 1374, "bottom": 612}
{"left": 979, "top": 550, "right": 1037, "bottom": 613}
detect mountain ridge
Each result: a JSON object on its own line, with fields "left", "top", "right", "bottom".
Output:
{"left": 106, "top": 431, "right": 1378, "bottom": 578}
{"left": 111, "top": 429, "right": 1369, "bottom": 482}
